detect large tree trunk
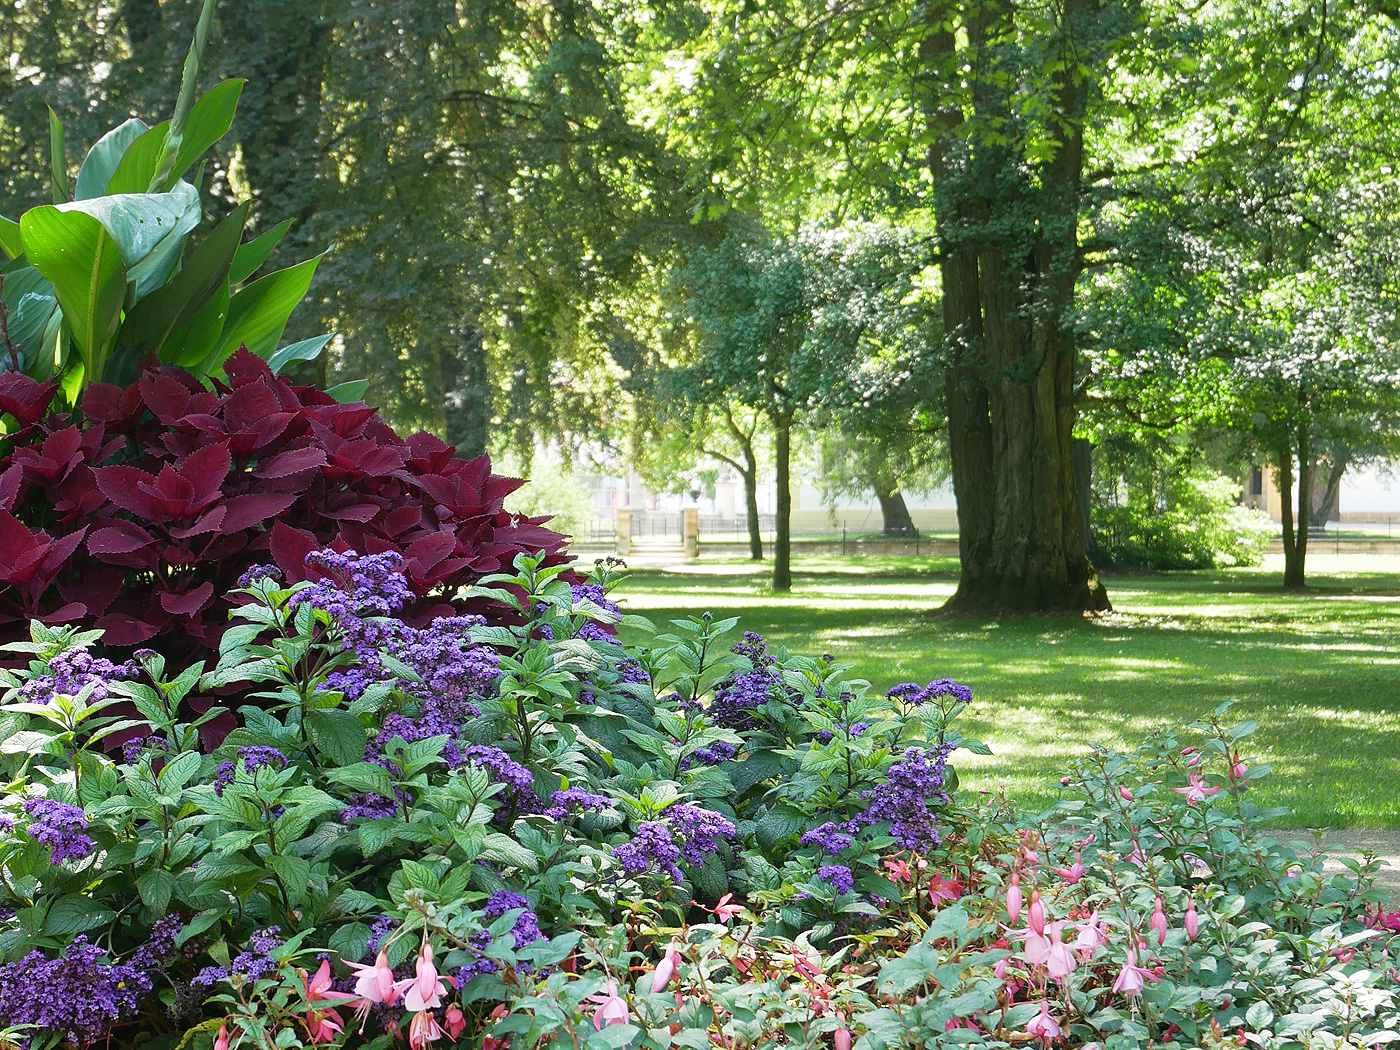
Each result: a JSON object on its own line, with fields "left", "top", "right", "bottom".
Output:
{"left": 1278, "top": 445, "right": 1305, "bottom": 588}
{"left": 875, "top": 483, "right": 916, "bottom": 536}
{"left": 1310, "top": 448, "right": 1348, "bottom": 526}
{"left": 923, "top": 0, "right": 1110, "bottom": 614}
{"left": 773, "top": 410, "right": 793, "bottom": 592}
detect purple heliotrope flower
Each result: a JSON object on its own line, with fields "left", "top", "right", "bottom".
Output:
{"left": 17, "top": 646, "right": 135, "bottom": 706}
{"left": 613, "top": 822, "right": 684, "bottom": 881}
{"left": 22, "top": 798, "right": 94, "bottom": 865}
{"left": 191, "top": 927, "right": 284, "bottom": 987}
{"left": 800, "top": 821, "right": 854, "bottom": 856}
{"left": 545, "top": 787, "right": 611, "bottom": 820}
{"left": 817, "top": 864, "right": 855, "bottom": 895}
{"left": 237, "top": 563, "right": 283, "bottom": 588}
{"left": 0, "top": 937, "right": 151, "bottom": 1046}
{"left": 213, "top": 747, "right": 289, "bottom": 796}
{"left": 887, "top": 679, "right": 972, "bottom": 708}
{"left": 858, "top": 745, "right": 953, "bottom": 852}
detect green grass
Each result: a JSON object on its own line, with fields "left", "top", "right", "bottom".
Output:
{"left": 612, "top": 553, "right": 1400, "bottom": 829}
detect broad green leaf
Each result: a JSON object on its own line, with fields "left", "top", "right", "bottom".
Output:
{"left": 0, "top": 216, "right": 20, "bottom": 260}
{"left": 44, "top": 894, "right": 113, "bottom": 936}
{"left": 20, "top": 207, "right": 126, "bottom": 378}
{"left": 212, "top": 254, "right": 322, "bottom": 366}
{"left": 117, "top": 202, "right": 247, "bottom": 369}
{"left": 325, "top": 379, "right": 369, "bottom": 403}
{"left": 167, "top": 79, "right": 244, "bottom": 190}
{"left": 0, "top": 261, "right": 58, "bottom": 367}
{"left": 268, "top": 333, "right": 332, "bottom": 375}
{"left": 48, "top": 107, "right": 67, "bottom": 204}
{"left": 137, "top": 869, "right": 175, "bottom": 913}
{"left": 166, "top": 280, "right": 229, "bottom": 370}
{"left": 74, "top": 118, "right": 150, "bottom": 200}
{"left": 32, "top": 307, "right": 68, "bottom": 383}
{"left": 304, "top": 708, "right": 367, "bottom": 766}
{"left": 229, "top": 219, "right": 292, "bottom": 285}
{"left": 52, "top": 182, "right": 201, "bottom": 269}
{"left": 104, "top": 121, "right": 168, "bottom": 195}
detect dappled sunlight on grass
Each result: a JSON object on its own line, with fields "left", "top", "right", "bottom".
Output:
{"left": 617, "top": 555, "right": 1400, "bottom": 828}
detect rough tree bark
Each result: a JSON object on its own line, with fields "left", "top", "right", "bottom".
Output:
{"left": 1309, "top": 449, "right": 1348, "bottom": 527}
{"left": 772, "top": 409, "right": 793, "bottom": 592}
{"left": 922, "top": 0, "right": 1110, "bottom": 613}
{"left": 875, "top": 483, "right": 917, "bottom": 536}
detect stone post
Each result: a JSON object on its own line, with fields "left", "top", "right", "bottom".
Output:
{"left": 683, "top": 507, "right": 699, "bottom": 559}
{"left": 616, "top": 509, "right": 632, "bottom": 556}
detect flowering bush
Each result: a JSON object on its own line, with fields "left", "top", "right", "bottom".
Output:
{"left": 0, "top": 352, "right": 568, "bottom": 661}
{"left": 0, "top": 548, "right": 1391, "bottom": 1050}
{"left": 0, "top": 549, "right": 976, "bottom": 1048}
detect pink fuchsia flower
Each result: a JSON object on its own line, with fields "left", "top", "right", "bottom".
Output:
{"left": 709, "top": 893, "right": 743, "bottom": 922}
{"left": 302, "top": 959, "right": 357, "bottom": 1007}
{"left": 1112, "top": 944, "right": 1162, "bottom": 996}
{"left": 835, "top": 1028, "right": 852, "bottom": 1050}
{"left": 588, "top": 978, "right": 631, "bottom": 1029}
{"left": 1053, "top": 852, "right": 1085, "bottom": 884}
{"left": 1125, "top": 842, "right": 1147, "bottom": 868}
{"left": 1044, "top": 924, "right": 1077, "bottom": 979}
{"left": 1028, "top": 889, "right": 1046, "bottom": 936}
{"left": 651, "top": 941, "right": 682, "bottom": 993}
{"left": 1118, "top": 785, "right": 1134, "bottom": 802}
{"left": 409, "top": 1009, "right": 444, "bottom": 1049}
{"left": 214, "top": 1026, "right": 230, "bottom": 1050}
{"left": 1006, "top": 873, "right": 1023, "bottom": 924}
{"left": 444, "top": 1005, "right": 468, "bottom": 1041}
{"left": 1070, "top": 910, "right": 1107, "bottom": 951}
{"left": 1025, "top": 1001, "right": 1061, "bottom": 1043}
{"left": 346, "top": 950, "right": 399, "bottom": 1007}
{"left": 1022, "top": 927, "right": 1052, "bottom": 967}
{"left": 1150, "top": 897, "right": 1168, "bottom": 946}
{"left": 1172, "top": 774, "right": 1221, "bottom": 805}
{"left": 304, "top": 1008, "right": 345, "bottom": 1044}
{"left": 1185, "top": 899, "right": 1199, "bottom": 941}
{"left": 884, "top": 858, "right": 913, "bottom": 884}
{"left": 398, "top": 943, "right": 449, "bottom": 1013}
{"left": 1228, "top": 755, "right": 1248, "bottom": 782}
{"left": 928, "top": 874, "right": 963, "bottom": 903}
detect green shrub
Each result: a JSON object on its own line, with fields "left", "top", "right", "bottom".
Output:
{"left": 1093, "top": 466, "right": 1274, "bottom": 569}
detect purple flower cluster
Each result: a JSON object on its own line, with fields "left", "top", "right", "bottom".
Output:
{"left": 887, "top": 679, "right": 973, "bottom": 708}
{"left": 22, "top": 798, "right": 94, "bottom": 865}
{"left": 709, "top": 632, "right": 803, "bottom": 731}
{"left": 678, "top": 741, "right": 738, "bottom": 771}
{"left": 237, "top": 563, "right": 283, "bottom": 588}
{"left": 130, "top": 915, "right": 186, "bottom": 969}
{"left": 571, "top": 583, "right": 620, "bottom": 643}
{"left": 815, "top": 722, "right": 868, "bottom": 744}
{"left": 365, "top": 916, "right": 400, "bottom": 956}
{"left": 817, "top": 864, "right": 855, "bottom": 895}
{"left": 545, "top": 787, "right": 611, "bottom": 820}
{"left": 613, "top": 821, "right": 684, "bottom": 881}
{"left": 292, "top": 549, "right": 415, "bottom": 619}
{"left": 213, "top": 747, "right": 288, "bottom": 796}
{"left": 858, "top": 745, "right": 953, "bottom": 852}
{"left": 457, "top": 892, "right": 546, "bottom": 982}
{"left": 483, "top": 891, "right": 545, "bottom": 949}
{"left": 121, "top": 736, "right": 169, "bottom": 764}
{"left": 191, "top": 927, "right": 284, "bottom": 987}
{"left": 0, "top": 937, "right": 151, "bottom": 1046}
{"left": 800, "top": 821, "right": 854, "bottom": 856}
{"left": 668, "top": 803, "right": 737, "bottom": 866}
{"left": 16, "top": 645, "right": 135, "bottom": 706}
{"left": 614, "top": 657, "right": 650, "bottom": 685}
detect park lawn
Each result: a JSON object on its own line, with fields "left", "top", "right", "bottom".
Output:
{"left": 611, "top": 553, "right": 1400, "bottom": 829}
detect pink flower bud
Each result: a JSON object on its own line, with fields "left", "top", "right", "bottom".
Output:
{"left": 1119, "top": 786, "right": 1134, "bottom": 802}
{"left": 1029, "top": 888, "right": 1045, "bottom": 936}
{"left": 1150, "top": 896, "right": 1168, "bottom": 946}
{"left": 1060, "top": 776, "right": 1071, "bottom": 786}
{"left": 1006, "top": 873, "right": 1023, "bottom": 924}
{"left": 835, "top": 1028, "right": 852, "bottom": 1050}
{"left": 214, "top": 1026, "right": 229, "bottom": 1050}
{"left": 1185, "top": 899, "right": 1199, "bottom": 941}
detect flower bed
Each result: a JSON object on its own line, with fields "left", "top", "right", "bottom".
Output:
{"left": 0, "top": 548, "right": 1393, "bottom": 1050}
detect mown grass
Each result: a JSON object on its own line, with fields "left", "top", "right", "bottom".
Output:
{"left": 611, "top": 553, "right": 1400, "bottom": 828}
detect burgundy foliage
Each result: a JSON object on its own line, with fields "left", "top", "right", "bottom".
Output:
{"left": 0, "top": 350, "right": 570, "bottom": 661}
